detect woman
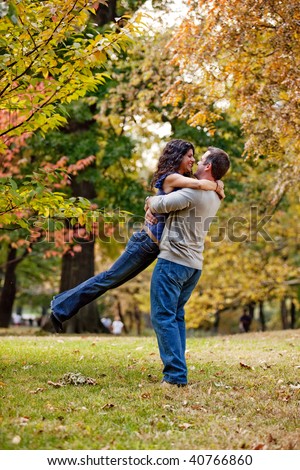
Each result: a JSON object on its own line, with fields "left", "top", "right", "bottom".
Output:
{"left": 50, "top": 139, "right": 224, "bottom": 332}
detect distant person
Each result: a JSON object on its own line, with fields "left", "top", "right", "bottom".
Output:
{"left": 11, "top": 312, "right": 22, "bottom": 326}
{"left": 100, "top": 316, "right": 112, "bottom": 333}
{"left": 50, "top": 140, "right": 225, "bottom": 333}
{"left": 239, "top": 309, "right": 252, "bottom": 333}
{"left": 111, "top": 316, "right": 124, "bottom": 336}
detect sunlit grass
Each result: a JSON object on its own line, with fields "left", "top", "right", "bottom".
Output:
{"left": 0, "top": 330, "right": 299, "bottom": 450}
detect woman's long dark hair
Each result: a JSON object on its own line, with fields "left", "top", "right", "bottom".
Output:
{"left": 151, "top": 139, "right": 195, "bottom": 188}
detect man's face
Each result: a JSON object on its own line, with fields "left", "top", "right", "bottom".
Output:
{"left": 178, "top": 149, "right": 195, "bottom": 174}
{"left": 195, "top": 150, "right": 211, "bottom": 178}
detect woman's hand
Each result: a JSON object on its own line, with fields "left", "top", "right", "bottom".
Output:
{"left": 145, "top": 208, "right": 158, "bottom": 225}
{"left": 144, "top": 196, "right": 150, "bottom": 212}
{"left": 216, "top": 180, "right": 225, "bottom": 199}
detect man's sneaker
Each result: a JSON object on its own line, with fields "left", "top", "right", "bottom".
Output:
{"left": 50, "top": 312, "right": 63, "bottom": 333}
{"left": 161, "top": 380, "right": 187, "bottom": 388}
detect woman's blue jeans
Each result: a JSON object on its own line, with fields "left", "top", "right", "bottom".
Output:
{"left": 150, "top": 258, "right": 201, "bottom": 385}
{"left": 51, "top": 231, "right": 159, "bottom": 322}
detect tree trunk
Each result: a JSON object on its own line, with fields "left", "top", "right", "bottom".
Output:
{"left": 0, "top": 246, "right": 18, "bottom": 327}
{"left": 259, "top": 301, "right": 266, "bottom": 331}
{"left": 93, "top": 0, "right": 117, "bottom": 26}
{"left": 53, "top": 0, "right": 116, "bottom": 334}
{"left": 290, "top": 300, "right": 296, "bottom": 329}
{"left": 280, "top": 298, "right": 289, "bottom": 330}
{"left": 116, "top": 300, "right": 128, "bottom": 333}
{"left": 248, "top": 301, "right": 255, "bottom": 319}
{"left": 212, "top": 310, "right": 220, "bottom": 334}
{"left": 134, "top": 304, "right": 141, "bottom": 335}
{"left": 127, "top": 310, "right": 134, "bottom": 332}
{"left": 55, "top": 0, "right": 141, "bottom": 333}
{"left": 0, "top": 244, "right": 31, "bottom": 328}
{"left": 60, "top": 237, "right": 101, "bottom": 333}
{"left": 57, "top": 176, "right": 99, "bottom": 333}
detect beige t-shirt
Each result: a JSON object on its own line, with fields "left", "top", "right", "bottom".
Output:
{"left": 150, "top": 189, "right": 221, "bottom": 270}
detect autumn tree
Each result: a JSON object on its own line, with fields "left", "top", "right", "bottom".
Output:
{"left": 158, "top": 0, "right": 300, "bottom": 331}
{"left": 0, "top": 0, "right": 145, "bottom": 327}
{"left": 163, "top": 0, "right": 300, "bottom": 193}
{"left": 0, "top": 0, "right": 142, "bottom": 144}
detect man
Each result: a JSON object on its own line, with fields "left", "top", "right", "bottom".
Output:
{"left": 146, "top": 147, "right": 230, "bottom": 387}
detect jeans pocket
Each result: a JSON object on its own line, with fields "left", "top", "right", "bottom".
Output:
{"left": 139, "top": 239, "right": 158, "bottom": 254}
{"left": 162, "top": 260, "right": 195, "bottom": 285}
{"left": 132, "top": 232, "right": 158, "bottom": 255}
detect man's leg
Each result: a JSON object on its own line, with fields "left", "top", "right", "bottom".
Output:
{"left": 150, "top": 259, "right": 200, "bottom": 385}
{"left": 176, "top": 269, "right": 202, "bottom": 354}
{"left": 52, "top": 231, "right": 159, "bottom": 323}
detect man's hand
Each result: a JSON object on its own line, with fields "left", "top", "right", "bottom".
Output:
{"left": 145, "top": 208, "right": 158, "bottom": 225}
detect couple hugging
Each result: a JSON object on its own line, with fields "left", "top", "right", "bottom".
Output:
{"left": 51, "top": 139, "right": 230, "bottom": 387}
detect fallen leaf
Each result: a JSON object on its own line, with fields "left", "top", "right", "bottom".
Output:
{"left": 59, "top": 372, "right": 97, "bottom": 385}
{"left": 57, "top": 425, "right": 67, "bottom": 432}
{"left": 12, "top": 435, "right": 21, "bottom": 444}
{"left": 29, "top": 388, "right": 44, "bottom": 394}
{"left": 214, "top": 382, "right": 231, "bottom": 389}
{"left": 163, "top": 404, "right": 174, "bottom": 411}
{"left": 101, "top": 403, "right": 115, "bottom": 410}
{"left": 191, "top": 405, "right": 208, "bottom": 412}
{"left": 289, "top": 382, "right": 300, "bottom": 390}
{"left": 267, "top": 434, "right": 276, "bottom": 443}
{"left": 141, "top": 393, "right": 151, "bottom": 399}
{"left": 48, "top": 381, "right": 64, "bottom": 388}
{"left": 45, "top": 403, "right": 55, "bottom": 411}
{"left": 20, "top": 417, "right": 30, "bottom": 423}
{"left": 147, "top": 374, "right": 158, "bottom": 382}
{"left": 253, "top": 443, "right": 266, "bottom": 450}
{"left": 178, "top": 423, "right": 193, "bottom": 430}
{"left": 240, "top": 362, "right": 254, "bottom": 370}
{"left": 259, "top": 361, "right": 272, "bottom": 370}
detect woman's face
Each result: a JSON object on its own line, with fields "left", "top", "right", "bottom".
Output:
{"left": 178, "top": 149, "right": 195, "bottom": 174}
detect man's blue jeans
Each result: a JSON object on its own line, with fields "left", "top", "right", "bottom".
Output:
{"left": 150, "top": 258, "right": 201, "bottom": 385}
{"left": 51, "top": 231, "right": 159, "bottom": 323}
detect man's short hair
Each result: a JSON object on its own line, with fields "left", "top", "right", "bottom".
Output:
{"left": 204, "top": 147, "right": 230, "bottom": 180}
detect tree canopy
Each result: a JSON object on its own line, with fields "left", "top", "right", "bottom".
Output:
{"left": 163, "top": 0, "right": 300, "bottom": 189}
{"left": 0, "top": 0, "right": 142, "bottom": 148}
{"left": 0, "top": 0, "right": 298, "bottom": 332}
{"left": 0, "top": 0, "right": 145, "bottom": 230}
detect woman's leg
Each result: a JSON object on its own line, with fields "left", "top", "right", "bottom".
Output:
{"left": 51, "top": 231, "right": 159, "bottom": 322}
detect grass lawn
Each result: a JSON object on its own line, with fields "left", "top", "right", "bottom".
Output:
{"left": 0, "top": 329, "right": 299, "bottom": 450}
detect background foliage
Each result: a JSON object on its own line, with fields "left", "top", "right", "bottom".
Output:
{"left": 0, "top": 0, "right": 299, "bottom": 333}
